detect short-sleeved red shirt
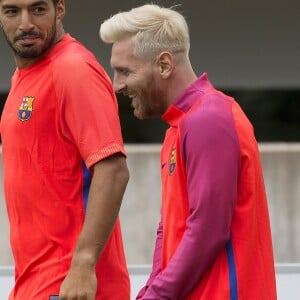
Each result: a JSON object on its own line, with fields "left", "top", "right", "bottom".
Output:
{"left": 0, "top": 34, "right": 129, "bottom": 300}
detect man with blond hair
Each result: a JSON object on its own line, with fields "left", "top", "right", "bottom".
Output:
{"left": 100, "top": 4, "right": 277, "bottom": 300}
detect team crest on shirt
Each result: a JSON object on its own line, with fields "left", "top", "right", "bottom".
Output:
{"left": 18, "top": 96, "right": 35, "bottom": 121}
{"left": 169, "top": 147, "right": 176, "bottom": 176}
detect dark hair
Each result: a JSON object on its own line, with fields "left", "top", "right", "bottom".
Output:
{"left": 53, "top": 0, "right": 59, "bottom": 4}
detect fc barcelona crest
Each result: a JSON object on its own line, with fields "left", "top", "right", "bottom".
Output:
{"left": 18, "top": 96, "right": 35, "bottom": 121}
{"left": 169, "top": 147, "right": 176, "bottom": 175}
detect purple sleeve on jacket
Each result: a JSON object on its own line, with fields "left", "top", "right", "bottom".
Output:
{"left": 142, "top": 96, "right": 241, "bottom": 299}
{"left": 136, "top": 219, "right": 163, "bottom": 299}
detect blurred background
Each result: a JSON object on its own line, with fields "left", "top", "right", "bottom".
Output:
{"left": 0, "top": 0, "right": 299, "bottom": 268}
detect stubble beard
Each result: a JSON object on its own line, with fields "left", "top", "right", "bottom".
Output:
{"left": 0, "top": 17, "right": 57, "bottom": 59}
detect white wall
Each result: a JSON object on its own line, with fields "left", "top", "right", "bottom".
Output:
{"left": 1, "top": 143, "right": 300, "bottom": 265}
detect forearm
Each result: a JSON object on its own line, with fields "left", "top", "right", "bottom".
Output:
{"left": 137, "top": 220, "right": 163, "bottom": 299}
{"left": 142, "top": 217, "right": 231, "bottom": 299}
{"left": 72, "top": 154, "right": 129, "bottom": 268}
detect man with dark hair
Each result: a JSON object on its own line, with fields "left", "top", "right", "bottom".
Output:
{"left": 0, "top": 1, "right": 130, "bottom": 299}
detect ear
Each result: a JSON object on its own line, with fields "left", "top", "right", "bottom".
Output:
{"left": 156, "top": 52, "right": 174, "bottom": 79}
{"left": 56, "top": 0, "right": 66, "bottom": 20}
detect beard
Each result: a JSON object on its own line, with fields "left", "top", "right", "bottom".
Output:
{"left": 131, "top": 88, "right": 166, "bottom": 120}
{"left": 137, "top": 77, "right": 167, "bottom": 119}
{"left": 1, "top": 18, "right": 57, "bottom": 59}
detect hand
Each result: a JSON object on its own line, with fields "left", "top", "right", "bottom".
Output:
{"left": 136, "top": 285, "right": 148, "bottom": 299}
{"left": 59, "top": 263, "right": 97, "bottom": 299}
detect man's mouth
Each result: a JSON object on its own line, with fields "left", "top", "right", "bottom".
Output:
{"left": 19, "top": 39, "right": 37, "bottom": 46}
{"left": 15, "top": 34, "right": 40, "bottom": 46}
{"left": 126, "top": 93, "right": 136, "bottom": 99}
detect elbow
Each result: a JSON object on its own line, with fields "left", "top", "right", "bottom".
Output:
{"left": 119, "top": 161, "right": 130, "bottom": 190}
{"left": 116, "top": 154, "right": 129, "bottom": 186}
{"left": 112, "top": 154, "right": 130, "bottom": 201}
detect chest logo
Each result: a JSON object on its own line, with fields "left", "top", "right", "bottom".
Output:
{"left": 18, "top": 96, "right": 35, "bottom": 122}
{"left": 169, "top": 147, "right": 176, "bottom": 176}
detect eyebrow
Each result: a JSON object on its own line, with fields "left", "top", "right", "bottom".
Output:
{"left": 1, "top": 4, "right": 17, "bottom": 9}
{"left": 31, "top": 0, "right": 49, "bottom": 6}
{"left": 2, "top": 0, "right": 48, "bottom": 9}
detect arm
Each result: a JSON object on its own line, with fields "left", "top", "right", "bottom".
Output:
{"left": 142, "top": 99, "right": 241, "bottom": 299}
{"left": 59, "top": 153, "right": 129, "bottom": 300}
{"left": 136, "top": 219, "right": 163, "bottom": 299}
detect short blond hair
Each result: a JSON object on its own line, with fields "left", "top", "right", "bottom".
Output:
{"left": 100, "top": 4, "right": 190, "bottom": 60}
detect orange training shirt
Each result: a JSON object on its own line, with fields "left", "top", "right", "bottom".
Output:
{"left": 0, "top": 34, "right": 130, "bottom": 300}
{"left": 140, "top": 74, "right": 277, "bottom": 299}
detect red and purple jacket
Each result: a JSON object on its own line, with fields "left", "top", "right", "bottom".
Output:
{"left": 138, "top": 73, "right": 277, "bottom": 299}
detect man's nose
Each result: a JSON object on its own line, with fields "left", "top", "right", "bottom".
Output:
{"left": 113, "top": 74, "right": 126, "bottom": 93}
{"left": 19, "top": 11, "right": 34, "bottom": 32}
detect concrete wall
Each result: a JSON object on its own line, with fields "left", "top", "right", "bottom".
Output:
{"left": 0, "top": 143, "right": 300, "bottom": 265}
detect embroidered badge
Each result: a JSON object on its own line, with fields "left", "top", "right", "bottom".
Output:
{"left": 169, "top": 147, "right": 176, "bottom": 175}
{"left": 18, "top": 96, "right": 35, "bottom": 121}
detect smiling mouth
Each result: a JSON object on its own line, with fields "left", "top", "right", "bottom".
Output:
{"left": 16, "top": 33, "right": 40, "bottom": 44}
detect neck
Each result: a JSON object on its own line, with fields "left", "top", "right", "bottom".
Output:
{"left": 166, "top": 63, "right": 197, "bottom": 106}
